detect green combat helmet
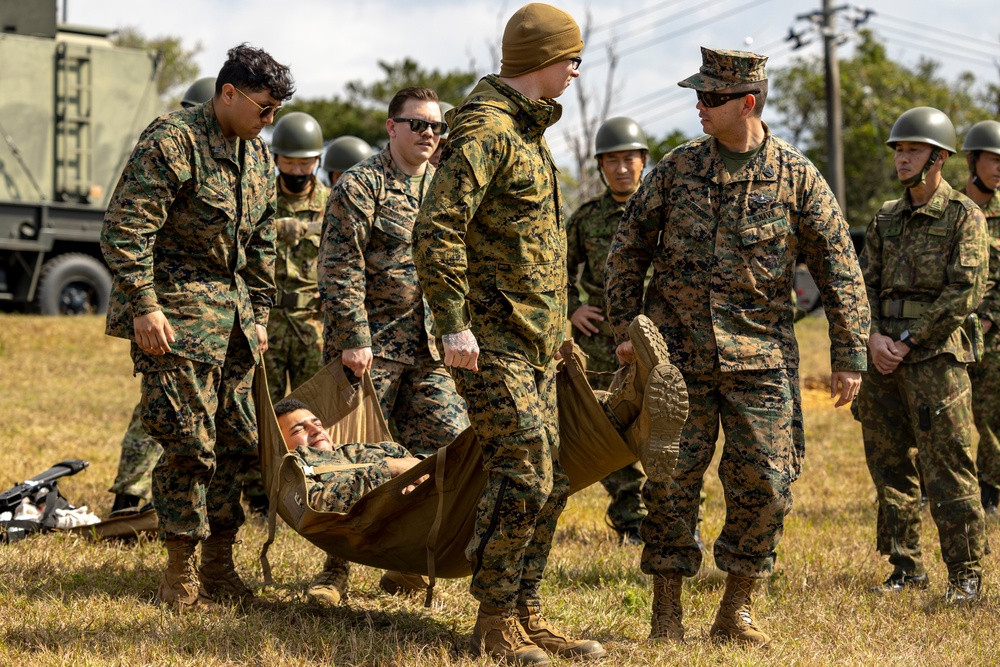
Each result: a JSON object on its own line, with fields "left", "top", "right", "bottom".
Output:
{"left": 963, "top": 120, "right": 1000, "bottom": 194}
{"left": 271, "top": 112, "right": 324, "bottom": 158}
{"left": 181, "top": 77, "right": 216, "bottom": 109}
{"left": 594, "top": 116, "right": 648, "bottom": 158}
{"left": 323, "top": 136, "right": 374, "bottom": 175}
{"left": 886, "top": 106, "right": 956, "bottom": 187}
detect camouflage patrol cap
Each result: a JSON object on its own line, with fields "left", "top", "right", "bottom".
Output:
{"left": 678, "top": 47, "right": 768, "bottom": 92}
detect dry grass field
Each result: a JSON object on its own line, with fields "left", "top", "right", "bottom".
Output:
{"left": 0, "top": 313, "right": 997, "bottom": 666}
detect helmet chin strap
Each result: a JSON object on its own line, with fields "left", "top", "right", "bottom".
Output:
{"left": 970, "top": 154, "right": 998, "bottom": 195}
{"left": 900, "top": 147, "right": 940, "bottom": 188}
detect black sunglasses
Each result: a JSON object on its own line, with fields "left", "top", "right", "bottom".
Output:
{"left": 569, "top": 56, "right": 582, "bottom": 71}
{"left": 392, "top": 117, "right": 449, "bottom": 135}
{"left": 696, "top": 89, "right": 760, "bottom": 108}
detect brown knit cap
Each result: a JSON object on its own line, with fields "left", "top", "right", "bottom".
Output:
{"left": 500, "top": 3, "right": 584, "bottom": 78}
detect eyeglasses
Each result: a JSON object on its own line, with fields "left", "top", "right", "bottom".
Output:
{"left": 392, "top": 117, "right": 449, "bottom": 135}
{"left": 696, "top": 89, "right": 760, "bottom": 108}
{"left": 569, "top": 56, "right": 582, "bottom": 71}
{"left": 234, "top": 86, "right": 282, "bottom": 119}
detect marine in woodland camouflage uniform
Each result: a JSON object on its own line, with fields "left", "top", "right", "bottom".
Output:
{"left": 319, "top": 88, "right": 468, "bottom": 458}
{"left": 107, "top": 79, "right": 220, "bottom": 515}
{"left": 567, "top": 127, "right": 648, "bottom": 543}
{"left": 414, "top": 5, "right": 606, "bottom": 662}
{"left": 274, "top": 398, "right": 417, "bottom": 513}
{"left": 101, "top": 45, "right": 293, "bottom": 609}
{"left": 605, "top": 48, "right": 869, "bottom": 644}
{"left": 856, "top": 107, "right": 988, "bottom": 601}
{"left": 960, "top": 120, "right": 1000, "bottom": 514}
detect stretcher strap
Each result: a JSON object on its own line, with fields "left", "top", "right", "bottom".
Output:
{"left": 424, "top": 441, "right": 449, "bottom": 607}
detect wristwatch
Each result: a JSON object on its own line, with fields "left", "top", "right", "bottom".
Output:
{"left": 898, "top": 329, "right": 915, "bottom": 349}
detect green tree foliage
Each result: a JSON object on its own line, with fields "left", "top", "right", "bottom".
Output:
{"left": 771, "top": 30, "right": 993, "bottom": 228}
{"left": 648, "top": 130, "right": 690, "bottom": 164}
{"left": 111, "top": 28, "right": 202, "bottom": 106}
{"left": 284, "top": 59, "right": 478, "bottom": 147}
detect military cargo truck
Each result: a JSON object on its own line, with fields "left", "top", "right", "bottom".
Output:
{"left": 0, "top": 1, "right": 162, "bottom": 314}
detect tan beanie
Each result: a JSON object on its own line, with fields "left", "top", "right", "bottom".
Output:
{"left": 500, "top": 3, "right": 584, "bottom": 78}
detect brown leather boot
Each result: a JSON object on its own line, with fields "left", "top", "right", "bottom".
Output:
{"left": 307, "top": 554, "right": 351, "bottom": 605}
{"left": 517, "top": 600, "right": 606, "bottom": 659}
{"left": 199, "top": 528, "right": 254, "bottom": 604}
{"left": 710, "top": 574, "right": 771, "bottom": 646}
{"left": 649, "top": 574, "right": 684, "bottom": 642}
{"left": 157, "top": 537, "right": 211, "bottom": 612}
{"left": 471, "top": 603, "right": 550, "bottom": 665}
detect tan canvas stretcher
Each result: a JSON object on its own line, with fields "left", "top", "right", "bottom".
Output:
{"left": 256, "top": 340, "right": 641, "bottom": 598}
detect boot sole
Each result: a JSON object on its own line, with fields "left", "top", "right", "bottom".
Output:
{"left": 628, "top": 315, "right": 670, "bottom": 371}
{"left": 640, "top": 363, "right": 689, "bottom": 483}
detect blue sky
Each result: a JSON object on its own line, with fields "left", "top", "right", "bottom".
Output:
{"left": 67, "top": 0, "right": 998, "bottom": 165}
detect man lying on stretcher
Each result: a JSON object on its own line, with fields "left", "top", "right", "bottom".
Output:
{"left": 275, "top": 397, "right": 431, "bottom": 600}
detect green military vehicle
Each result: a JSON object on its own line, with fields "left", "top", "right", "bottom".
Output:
{"left": 0, "top": 1, "right": 162, "bottom": 314}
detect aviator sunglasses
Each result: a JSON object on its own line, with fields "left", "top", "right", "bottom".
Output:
{"left": 234, "top": 86, "right": 283, "bottom": 119}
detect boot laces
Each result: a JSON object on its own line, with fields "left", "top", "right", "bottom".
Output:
{"left": 502, "top": 615, "right": 534, "bottom": 649}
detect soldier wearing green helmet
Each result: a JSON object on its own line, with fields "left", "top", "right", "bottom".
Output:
{"left": 180, "top": 76, "right": 216, "bottom": 108}
{"left": 961, "top": 120, "right": 1000, "bottom": 515}
{"left": 566, "top": 116, "right": 650, "bottom": 545}
{"left": 266, "top": 109, "right": 351, "bottom": 606}
{"left": 322, "top": 135, "right": 374, "bottom": 186}
{"left": 856, "top": 106, "right": 989, "bottom": 602}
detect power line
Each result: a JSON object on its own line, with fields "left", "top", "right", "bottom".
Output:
{"left": 874, "top": 11, "right": 1000, "bottom": 53}
{"left": 873, "top": 25, "right": 999, "bottom": 69}
{"left": 586, "top": 0, "right": 692, "bottom": 38}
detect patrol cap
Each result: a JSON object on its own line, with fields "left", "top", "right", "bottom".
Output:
{"left": 500, "top": 3, "right": 583, "bottom": 78}
{"left": 678, "top": 47, "right": 768, "bottom": 92}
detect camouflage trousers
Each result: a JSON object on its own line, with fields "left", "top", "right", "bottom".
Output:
{"left": 641, "top": 368, "right": 802, "bottom": 578}
{"left": 453, "top": 352, "right": 569, "bottom": 608}
{"left": 369, "top": 353, "right": 470, "bottom": 457}
{"left": 857, "top": 354, "right": 986, "bottom": 578}
{"left": 135, "top": 327, "right": 258, "bottom": 541}
{"left": 576, "top": 326, "right": 648, "bottom": 534}
{"left": 264, "top": 311, "right": 324, "bottom": 404}
{"left": 107, "top": 401, "right": 162, "bottom": 499}
{"left": 969, "top": 348, "right": 1000, "bottom": 488}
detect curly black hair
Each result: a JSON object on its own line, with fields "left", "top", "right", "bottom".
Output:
{"left": 216, "top": 43, "right": 295, "bottom": 101}
{"left": 273, "top": 397, "right": 310, "bottom": 418}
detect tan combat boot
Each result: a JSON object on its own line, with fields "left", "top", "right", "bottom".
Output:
{"left": 649, "top": 574, "right": 684, "bottom": 642}
{"left": 603, "top": 315, "right": 671, "bottom": 429}
{"left": 709, "top": 574, "right": 771, "bottom": 646}
{"left": 199, "top": 528, "right": 254, "bottom": 604}
{"left": 517, "top": 600, "right": 607, "bottom": 659}
{"left": 625, "top": 362, "right": 688, "bottom": 483}
{"left": 158, "top": 537, "right": 212, "bottom": 612}
{"left": 471, "top": 603, "right": 550, "bottom": 665}
{"left": 307, "top": 554, "right": 351, "bottom": 605}
{"left": 380, "top": 570, "right": 429, "bottom": 596}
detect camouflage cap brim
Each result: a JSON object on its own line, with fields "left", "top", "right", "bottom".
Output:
{"left": 677, "top": 47, "right": 768, "bottom": 92}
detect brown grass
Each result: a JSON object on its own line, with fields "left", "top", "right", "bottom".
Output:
{"left": 0, "top": 313, "right": 997, "bottom": 666}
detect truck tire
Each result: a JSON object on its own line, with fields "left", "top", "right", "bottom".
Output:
{"left": 36, "top": 253, "right": 112, "bottom": 316}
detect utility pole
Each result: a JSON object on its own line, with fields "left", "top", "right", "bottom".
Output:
{"left": 787, "top": 4, "right": 874, "bottom": 218}
{"left": 822, "top": 0, "right": 845, "bottom": 211}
